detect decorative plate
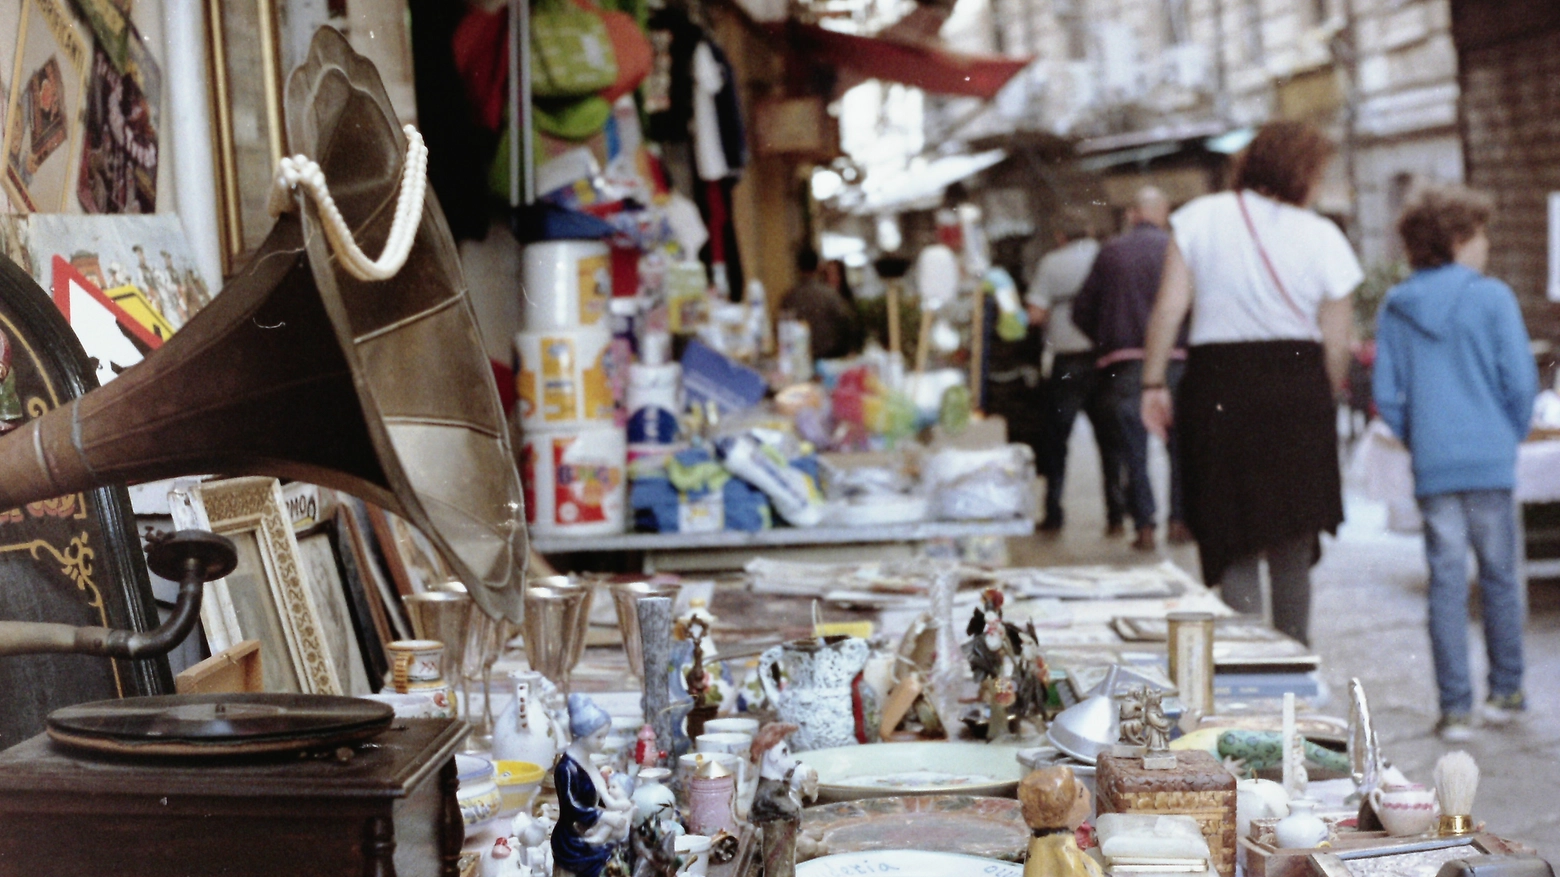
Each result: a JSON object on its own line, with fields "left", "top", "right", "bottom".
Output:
{"left": 800, "top": 795, "right": 1029, "bottom": 862}
{"left": 797, "top": 850, "right": 1022, "bottom": 877}
{"left": 796, "top": 741, "right": 1025, "bottom": 803}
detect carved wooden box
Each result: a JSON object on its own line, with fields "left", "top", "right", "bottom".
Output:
{"left": 1096, "top": 749, "right": 1238, "bottom": 877}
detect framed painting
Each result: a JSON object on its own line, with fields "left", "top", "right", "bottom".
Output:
{"left": 1, "top": 0, "right": 90, "bottom": 214}
{"left": 0, "top": 253, "right": 169, "bottom": 750}
{"left": 27, "top": 213, "right": 215, "bottom": 335}
{"left": 340, "top": 496, "right": 413, "bottom": 641}
{"left": 169, "top": 476, "right": 342, "bottom": 695}
{"left": 296, "top": 513, "right": 379, "bottom": 695}
{"left": 368, "top": 504, "right": 460, "bottom": 596}
{"left": 205, "top": 0, "right": 287, "bottom": 274}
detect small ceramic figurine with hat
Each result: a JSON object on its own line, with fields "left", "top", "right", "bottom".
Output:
{"left": 1019, "top": 766, "right": 1103, "bottom": 877}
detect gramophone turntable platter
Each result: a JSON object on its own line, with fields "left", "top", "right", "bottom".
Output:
{"left": 45, "top": 693, "right": 395, "bottom": 757}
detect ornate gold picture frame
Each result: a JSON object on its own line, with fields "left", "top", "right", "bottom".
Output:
{"left": 204, "top": 0, "right": 286, "bottom": 274}
{"left": 170, "top": 476, "right": 341, "bottom": 695}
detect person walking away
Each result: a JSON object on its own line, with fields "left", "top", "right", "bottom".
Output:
{"left": 1372, "top": 183, "right": 1536, "bottom": 742}
{"left": 1140, "top": 121, "right": 1362, "bottom": 645}
{"left": 781, "top": 248, "right": 860, "bottom": 361}
{"left": 1027, "top": 210, "right": 1127, "bottom": 534}
{"left": 1073, "top": 187, "right": 1191, "bottom": 552}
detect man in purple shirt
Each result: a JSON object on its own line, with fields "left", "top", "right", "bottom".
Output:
{"left": 1073, "top": 187, "right": 1191, "bottom": 551}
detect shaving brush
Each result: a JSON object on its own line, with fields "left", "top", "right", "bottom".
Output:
{"left": 1434, "top": 751, "right": 1479, "bottom": 835}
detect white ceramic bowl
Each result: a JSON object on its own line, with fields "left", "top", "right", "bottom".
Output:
{"left": 796, "top": 742, "right": 1025, "bottom": 803}
{"left": 456, "top": 754, "right": 502, "bottom": 827}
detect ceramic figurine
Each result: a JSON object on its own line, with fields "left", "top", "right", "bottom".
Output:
{"left": 675, "top": 605, "right": 719, "bottom": 741}
{"left": 486, "top": 806, "right": 557, "bottom": 877}
{"left": 1018, "top": 766, "right": 1103, "bottom": 877}
{"left": 963, "top": 589, "right": 1017, "bottom": 741}
{"left": 963, "top": 589, "right": 1049, "bottom": 741}
{"left": 633, "top": 724, "right": 666, "bottom": 771}
{"left": 1012, "top": 620, "right": 1051, "bottom": 726}
{"left": 553, "top": 694, "right": 635, "bottom": 877}
{"left": 628, "top": 810, "right": 684, "bottom": 877}
{"left": 749, "top": 723, "right": 819, "bottom": 877}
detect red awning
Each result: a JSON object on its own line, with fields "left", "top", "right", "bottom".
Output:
{"left": 779, "top": 21, "right": 1031, "bottom": 100}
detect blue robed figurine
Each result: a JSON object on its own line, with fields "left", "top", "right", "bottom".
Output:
{"left": 552, "top": 694, "right": 634, "bottom": 877}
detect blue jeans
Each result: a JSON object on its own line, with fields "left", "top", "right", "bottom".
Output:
{"left": 1418, "top": 489, "right": 1525, "bottom": 715}
{"left": 1104, "top": 359, "right": 1185, "bottom": 531}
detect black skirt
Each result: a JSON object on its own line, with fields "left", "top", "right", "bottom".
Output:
{"left": 1177, "top": 340, "right": 1342, "bottom": 585}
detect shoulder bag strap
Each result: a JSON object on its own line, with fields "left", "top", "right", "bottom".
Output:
{"left": 1237, "top": 191, "right": 1311, "bottom": 326}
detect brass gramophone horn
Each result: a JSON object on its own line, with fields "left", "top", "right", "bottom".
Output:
{"left": 0, "top": 29, "right": 527, "bottom": 624}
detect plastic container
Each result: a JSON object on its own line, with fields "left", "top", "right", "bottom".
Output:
{"left": 522, "top": 240, "right": 612, "bottom": 331}
{"left": 521, "top": 427, "right": 628, "bottom": 535}
{"left": 514, "top": 326, "right": 621, "bottom": 429}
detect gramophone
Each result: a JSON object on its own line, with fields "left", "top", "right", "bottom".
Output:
{"left": 0, "top": 28, "right": 525, "bottom": 877}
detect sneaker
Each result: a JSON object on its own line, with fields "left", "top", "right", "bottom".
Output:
{"left": 1435, "top": 713, "right": 1477, "bottom": 742}
{"left": 1482, "top": 692, "right": 1527, "bottom": 725}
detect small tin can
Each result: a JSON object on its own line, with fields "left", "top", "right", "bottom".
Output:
{"left": 1167, "top": 612, "right": 1215, "bottom": 721}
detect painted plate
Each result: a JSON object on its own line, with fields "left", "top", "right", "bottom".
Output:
{"left": 796, "top": 741, "right": 1025, "bottom": 803}
{"left": 797, "top": 850, "right": 1022, "bottom": 877}
{"left": 800, "top": 795, "right": 1029, "bottom": 861}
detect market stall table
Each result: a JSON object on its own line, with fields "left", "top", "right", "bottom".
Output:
{"left": 533, "top": 517, "right": 1036, "bottom": 572}
{"left": 1352, "top": 421, "right": 1560, "bottom": 588}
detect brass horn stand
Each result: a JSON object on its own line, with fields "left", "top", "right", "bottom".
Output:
{"left": 0, "top": 530, "right": 236, "bottom": 658}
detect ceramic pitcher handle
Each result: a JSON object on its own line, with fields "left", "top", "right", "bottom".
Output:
{"left": 392, "top": 651, "right": 412, "bottom": 694}
{"left": 1367, "top": 787, "right": 1383, "bottom": 813}
{"left": 757, "top": 646, "right": 783, "bottom": 707}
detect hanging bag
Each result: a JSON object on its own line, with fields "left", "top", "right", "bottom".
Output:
{"left": 1237, "top": 191, "right": 1312, "bottom": 328}
{"left": 531, "top": 0, "right": 620, "bottom": 98}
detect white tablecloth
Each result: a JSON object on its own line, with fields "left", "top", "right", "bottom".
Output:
{"left": 1350, "top": 420, "right": 1560, "bottom": 530}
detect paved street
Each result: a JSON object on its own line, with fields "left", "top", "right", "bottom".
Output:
{"left": 1011, "top": 419, "right": 1560, "bottom": 859}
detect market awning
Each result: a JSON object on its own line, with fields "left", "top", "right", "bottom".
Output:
{"left": 852, "top": 148, "right": 1007, "bottom": 213}
{"left": 778, "top": 21, "right": 1031, "bottom": 100}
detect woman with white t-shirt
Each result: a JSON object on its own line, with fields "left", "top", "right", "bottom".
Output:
{"left": 1139, "top": 122, "right": 1363, "bottom": 646}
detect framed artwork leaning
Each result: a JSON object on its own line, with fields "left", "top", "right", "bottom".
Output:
{"left": 1, "top": 0, "right": 91, "bottom": 213}
{"left": 0, "top": 253, "right": 169, "bottom": 749}
{"left": 295, "top": 512, "right": 382, "bottom": 695}
{"left": 169, "top": 476, "right": 342, "bottom": 695}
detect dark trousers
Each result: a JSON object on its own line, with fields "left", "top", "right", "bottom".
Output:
{"left": 1044, "top": 353, "right": 1126, "bottom": 527}
{"left": 1103, "top": 359, "right": 1186, "bottom": 531}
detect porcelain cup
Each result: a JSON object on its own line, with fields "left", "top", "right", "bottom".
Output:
{"left": 674, "top": 834, "right": 712, "bottom": 875}
{"left": 696, "top": 731, "right": 755, "bottom": 817}
{"left": 1369, "top": 783, "right": 1439, "bottom": 837}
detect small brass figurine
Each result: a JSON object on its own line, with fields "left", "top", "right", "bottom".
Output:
{"left": 1141, "top": 688, "right": 1176, "bottom": 769}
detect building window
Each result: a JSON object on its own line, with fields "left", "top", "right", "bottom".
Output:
{"left": 1163, "top": 0, "right": 1190, "bottom": 45}
{"left": 1243, "top": 0, "right": 1263, "bottom": 61}
{"left": 1055, "top": 0, "right": 1089, "bottom": 60}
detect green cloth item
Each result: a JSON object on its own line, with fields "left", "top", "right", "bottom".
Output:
{"left": 667, "top": 456, "right": 730, "bottom": 493}
{"left": 534, "top": 96, "right": 613, "bottom": 140}
{"left": 530, "top": 0, "right": 618, "bottom": 97}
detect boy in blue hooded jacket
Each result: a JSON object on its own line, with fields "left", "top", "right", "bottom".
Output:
{"left": 1373, "top": 183, "right": 1538, "bottom": 742}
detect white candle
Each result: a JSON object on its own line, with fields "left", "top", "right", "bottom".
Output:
{"left": 1282, "top": 692, "right": 1297, "bottom": 795}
